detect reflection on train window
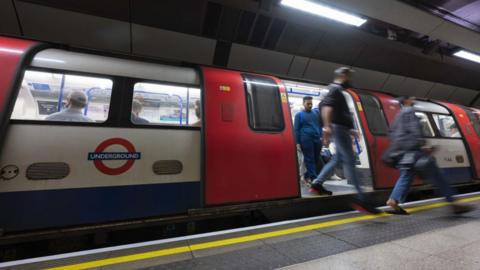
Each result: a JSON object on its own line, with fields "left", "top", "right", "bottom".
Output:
{"left": 11, "top": 70, "right": 112, "bottom": 122}
{"left": 415, "top": 112, "right": 434, "bottom": 137}
{"left": 358, "top": 94, "right": 388, "bottom": 136}
{"left": 243, "top": 74, "right": 284, "bottom": 131}
{"left": 432, "top": 114, "right": 461, "bottom": 138}
{"left": 132, "top": 82, "right": 201, "bottom": 126}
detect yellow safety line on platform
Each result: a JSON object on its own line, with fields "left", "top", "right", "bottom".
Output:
{"left": 45, "top": 195, "right": 480, "bottom": 270}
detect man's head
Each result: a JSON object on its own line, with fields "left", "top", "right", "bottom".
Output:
{"left": 67, "top": 91, "right": 88, "bottom": 109}
{"left": 397, "top": 96, "right": 416, "bottom": 107}
{"left": 132, "top": 99, "right": 143, "bottom": 116}
{"left": 194, "top": 100, "right": 201, "bottom": 119}
{"left": 303, "top": 96, "right": 313, "bottom": 112}
{"left": 334, "top": 67, "right": 354, "bottom": 86}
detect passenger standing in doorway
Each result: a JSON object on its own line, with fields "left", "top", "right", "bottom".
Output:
{"left": 384, "top": 96, "right": 473, "bottom": 215}
{"left": 311, "top": 67, "right": 380, "bottom": 214}
{"left": 294, "top": 96, "right": 322, "bottom": 184}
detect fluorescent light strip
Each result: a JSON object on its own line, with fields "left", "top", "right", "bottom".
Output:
{"left": 281, "top": 0, "right": 367, "bottom": 27}
{"left": 454, "top": 50, "right": 480, "bottom": 64}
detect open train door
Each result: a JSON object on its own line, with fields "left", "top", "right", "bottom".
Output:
{"left": 441, "top": 102, "right": 480, "bottom": 179}
{"left": 202, "top": 67, "right": 299, "bottom": 205}
{"left": 0, "top": 37, "right": 40, "bottom": 151}
{"left": 353, "top": 91, "right": 405, "bottom": 188}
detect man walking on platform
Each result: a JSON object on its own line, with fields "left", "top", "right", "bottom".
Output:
{"left": 310, "top": 67, "right": 380, "bottom": 214}
{"left": 384, "top": 96, "right": 473, "bottom": 215}
{"left": 294, "top": 96, "right": 323, "bottom": 184}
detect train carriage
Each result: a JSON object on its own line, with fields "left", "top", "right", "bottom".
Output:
{"left": 0, "top": 35, "right": 478, "bottom": 232}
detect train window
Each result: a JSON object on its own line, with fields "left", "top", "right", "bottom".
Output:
{"left": 463, "top": 108, "right": 480, "bottom": 137}
{"left": 432, "top": 114, "right": 461, "bottom": 138}
{"left": 132, "top": 82, "right": 201, "bottom": 126}
{"left": 358, "top": 94, "right": 388, "bottom": 136}
{"left": 243, "top": 74, "right": 284, "bottom": 132}
{"left": 415, "top": 112, "right": 435, "bottom": 137}
{"left": 11, "top": 70, "right": 112, "bottom": 122}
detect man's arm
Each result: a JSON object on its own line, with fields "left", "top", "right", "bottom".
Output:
{"left": 321, "top": 106, "right": 334, "bottom": 146}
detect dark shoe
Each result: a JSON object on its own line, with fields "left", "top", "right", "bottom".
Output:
{"left": 451, "top": 204, "right": 474, "bottom": 215}
{"left": 386, "top": 207, "right": 409, "bottom": 215}
{"left": 351, "top": 199, "right": 382, "bottom": 215}
{"left": 386, "top": 199, "right": 409, "bottom": 215}
{"left": 310, "top": 183, "right": 333, "bottom": 195}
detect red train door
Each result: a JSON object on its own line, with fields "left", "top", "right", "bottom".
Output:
{"left": 441, "top": 102, "right": 480, "bottom": 179}
{"left": 202, "top": 67, "right": 299, "bottom": 205}
{"left": 351, "top": 90, "right": 401, "bottom": 188}
{"left": 0, "top": 36, "right": 39, "bottom": 149}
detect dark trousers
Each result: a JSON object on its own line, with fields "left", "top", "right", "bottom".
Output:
{"left": 301, "top": 137, "right": 322, "bottom": 180}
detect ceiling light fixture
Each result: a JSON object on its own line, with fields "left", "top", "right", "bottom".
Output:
{"left": 454, "top": 50, "right": 480, "bottom": 64}
{"left": 280, "top": 0, "right": 367, "bottom": 27}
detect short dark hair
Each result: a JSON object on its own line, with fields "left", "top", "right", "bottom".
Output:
{"left": 303, "top": 96, "right": 313, "bottom": 102}
{"left": 334, "top": 67, "right": 354, "bottom": 77}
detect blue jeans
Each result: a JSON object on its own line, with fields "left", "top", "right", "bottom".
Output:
{"left": 390, "top": 153, "right": 455, "bottom": 203}
{"left": 314, "top": 125, "right": 365, "bottom": 200}
{"left": 313, "top": 154, "right": 338, "bottom": 184}
{"left": 301, "top": 137, "right": 321, "bottom": 180}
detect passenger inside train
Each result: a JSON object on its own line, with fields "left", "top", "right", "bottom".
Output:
{"left": 191, "top": 100, "right": 202, "bottom": 127}
{"left": 45, "top": 90, "right": 94, "bottom": 122}
{"left": 131, "top": 99, "right": 150, "bottom": 124}
{"left": 11, "top": 70, "right": 113, "bottom": 122}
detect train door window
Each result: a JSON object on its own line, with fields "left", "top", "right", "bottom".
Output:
{"left": 432, "top": 114, "right": 461, "bottom": 138}
{"left": 464, "top": 108, "right": 480, "bottom": 136}
{"left": 11, "top": 70, "right": 112, "bottom": 122}
{"left": 358, "top": 94, "right": 388, "bottom": 136}
{"left": 415, "top": 112, "right": 434, "bottom": 137}
{"left": 132, "top": 82, "right": 201, "bottom": 126}
{"left": 243, "top": 74, "right": 284, "bottom": 131}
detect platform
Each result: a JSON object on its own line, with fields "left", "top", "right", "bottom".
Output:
{"left": 2, "top": 192, "right": 480, "bottom": 270}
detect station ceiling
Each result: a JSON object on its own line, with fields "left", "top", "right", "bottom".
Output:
{"left": 1, "top": 0, "right": 480, "bottom": 106}
{"left": 401, "top": 0, "right": 480, "bottom": 33}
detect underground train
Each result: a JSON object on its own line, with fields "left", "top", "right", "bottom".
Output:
{"left": 1, "top": 36, "right": 480, "bottom": 232}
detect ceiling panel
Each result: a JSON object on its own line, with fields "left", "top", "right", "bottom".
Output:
{"left": 351, "top": 68, "right": 389, "bottom": 90}
{"left": 312, "top": 30, "right": 366, "bottom": 65}
{"left": 303, "top": 59, "right": 342, "bottom": 84}
{"left": 287, "top": 56, "right": 309, "bottom": 78}
{"left": 472, "top": 96, "right": 480, "bottom": 108}
{"left": 132, "top": 24, "right": 215, "bottom": 65}
{"left": 17, "top": 1, "right": 130, "bottom": 52}
{"left": 396, "top": 78, "right": 434, "bottom": 97}
{"left": 317, "top": 0, "right": 443, "bottom": 39}
{"left": 276, "top": 24, "right": 312, "bottom": 55}
{"left": 0, "top": 0, "right": 21, "bottom": 35}
{"left": 426, "top": 83, "right": 457, "bottom": 101}
{"left": 380, "top": 75, "right": 406, "bottom": 94}
{"left": 449, "top": 87, "right": 478, "bottom": 105}
{"left": 228, "top": 44, "right": 293, "bottom": 75}
{"left": 429, "top": 21, "right": 480, "bottom": 53}
{"left": 131, "top": 0, "right": 206, "bottom": 35}
{"left": 17, "top": 0, "right": 129, "bottom": 21}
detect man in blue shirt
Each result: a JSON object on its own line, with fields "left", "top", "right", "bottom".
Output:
{"left": 294, "top": 96, "right": 322, "bottom": 184}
